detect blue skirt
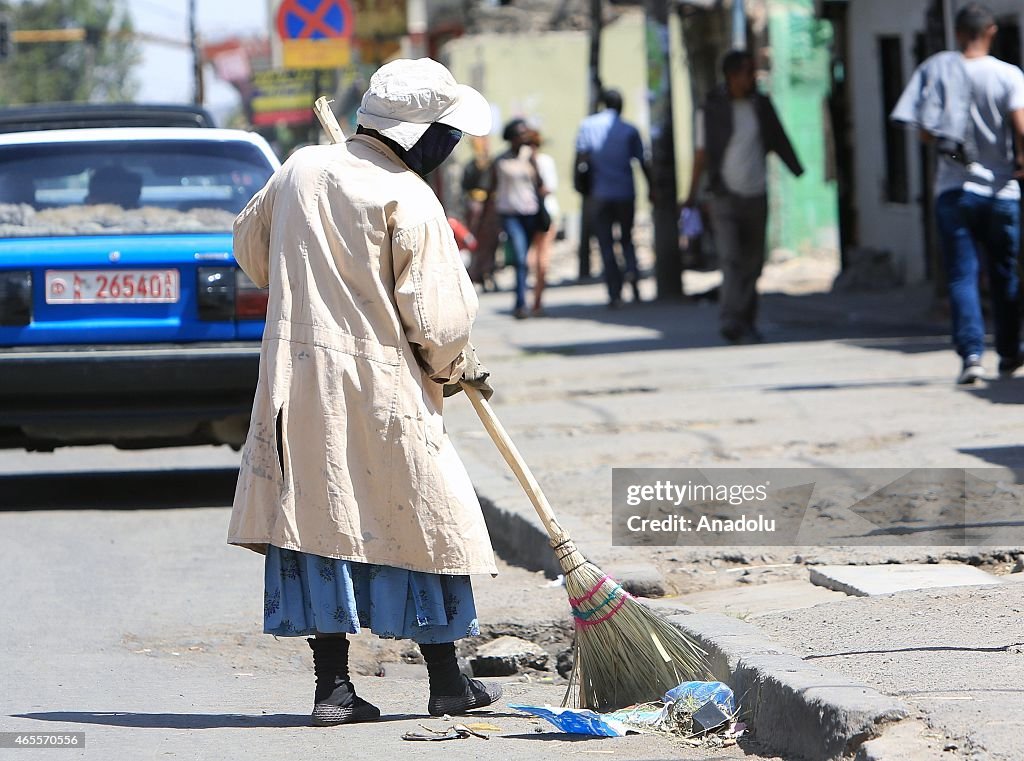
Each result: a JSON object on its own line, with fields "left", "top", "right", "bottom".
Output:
{"left": 263, "top": 546, "right": 480, "bottom": 644}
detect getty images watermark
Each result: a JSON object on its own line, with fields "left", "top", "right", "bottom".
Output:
{"left": 612, "top": 468, "right": 1024, "bottom": 547}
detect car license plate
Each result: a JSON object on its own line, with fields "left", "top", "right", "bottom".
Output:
{"left": 45, "top": 270, "right": 180, "bottom": 304}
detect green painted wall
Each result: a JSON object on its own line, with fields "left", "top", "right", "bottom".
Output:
{"left": 443, "top": 11, "right": 694, "bottom": 226}
{"left": 765, "top": 0, "right": 839, "bottom": 256}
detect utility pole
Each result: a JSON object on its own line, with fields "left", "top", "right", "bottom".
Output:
{"left": 578, "top": 0, "right": 603, "bottom": 281}
{"left": 587, "top": 0, "right": 602, "bottom": 113}
{"left": 645, "top": 0, "right": 682, "bottom": 299}
{"left": 189, "top": 0, "right": 204, "bottom": 105}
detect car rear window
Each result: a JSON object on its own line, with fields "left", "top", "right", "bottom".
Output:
{"left": 0, "top": 140, "right": 274, "bottom": 238}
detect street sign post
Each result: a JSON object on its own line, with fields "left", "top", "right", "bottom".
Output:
{"left": 276, "top": 0, "right": 353, "bottom": 70}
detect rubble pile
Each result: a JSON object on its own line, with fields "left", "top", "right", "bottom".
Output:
{"left": 0, "top": 202, "right": 236, "bottom": 237}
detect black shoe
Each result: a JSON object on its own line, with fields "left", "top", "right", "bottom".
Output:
{"left": 998, "top": 354, "right": 1023, "bottom": 379}
{"left": 608, "top": 297, "right": 624, "bottom": 310}
{"left": 427, "top": 676, "right": 503, "bottom": 717}
{"left": 312, "top": 690, "right": 382, "bottom": 726}
{"left": 957, "top": 355, "right": 984, "bottom": 385}
{"left": 721, "top": 326, "right": 743, "bottom": 344}
{"left": 308, "top": 637, "right": 381, "bottom": 726}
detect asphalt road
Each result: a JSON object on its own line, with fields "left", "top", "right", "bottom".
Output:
{"left": 0, "top": 447, "right": 782, "bottom": 761}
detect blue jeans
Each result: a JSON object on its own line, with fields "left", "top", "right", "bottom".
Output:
{"left": 592, "top": 198, "right": 637, "bottom": 302}
{"left": 935, "top": 190, "right": 1021, "bottom": 360}
{"left": 502, "top": 214, "right": 536, "bottom": 311}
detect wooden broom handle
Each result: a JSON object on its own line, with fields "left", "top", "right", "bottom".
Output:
{"left": 460, "top": 383, "right": 568, "bottom": 545}
{"left": 312, "top": 99, "right": 568, "bottom": 545}
{"left": 314, "top": 96, "right": 347, "bottom": 144}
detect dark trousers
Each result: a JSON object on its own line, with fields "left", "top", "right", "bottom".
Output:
{"left": 592, "top": 198, "right": 638, "bottom": 302}
{"left": 708, "top": 193, "right": 768, "bottom": 337}
{"left": 935, "top": 189, "right": 1021, "bottom": 360}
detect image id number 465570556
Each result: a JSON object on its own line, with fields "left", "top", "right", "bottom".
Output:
{"left": 0, "top": 732, "right": 85, "bottom": 748}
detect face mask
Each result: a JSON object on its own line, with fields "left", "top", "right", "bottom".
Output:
{"left": 404, "top": 122, "right": 463, "bottom": 178}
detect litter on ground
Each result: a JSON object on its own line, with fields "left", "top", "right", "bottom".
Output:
{"left": 510, "top": 680, "right": 747, "bottom": 745}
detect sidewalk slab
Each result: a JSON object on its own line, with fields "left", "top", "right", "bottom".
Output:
{"left": 755, "top": 584, "right": 1024, "bottom": 760}
{"left": 854, "top": 720, "right": 953, "bottom": 761}
{"left": 808, "top": 564, "right": 1002, "bottom": 597}
{"left": 670, "top": 613, "right": 910, "bottom": 761}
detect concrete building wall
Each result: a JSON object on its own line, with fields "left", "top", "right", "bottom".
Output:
{"left": 442, "top": 11, "right": 695, "bottom": 233}
{"left": 846, "top": 0, "right": 930, "bottom": 283}
{"left": 442, "top": 11, "right": 649, "bottom": 227}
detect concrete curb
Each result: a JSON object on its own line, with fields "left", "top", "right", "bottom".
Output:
{"left": 669, "top": 613, "right": 911, "bottom": 761}
{"left": 467, "top": 464, "right": 913, "bottom": 760}
{"left": 478, "top": 490, "right": 561, "bottom": 577}
{"left": 461, "top": 439, "right": 564, "bottom": 577}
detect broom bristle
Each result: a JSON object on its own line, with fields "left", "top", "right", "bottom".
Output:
{"left": 552, "top": 539, "right": 710, "bottom": 712}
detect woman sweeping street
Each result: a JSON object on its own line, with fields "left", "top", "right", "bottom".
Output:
{"left": 228, "top": 58, "right": 502, "bottom": 727}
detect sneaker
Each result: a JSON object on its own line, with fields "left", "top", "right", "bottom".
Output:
{"left": 607, "top": 297, "right": 624, "bottom": 310}
{"left": 513, "top": 307, "right": 528, "bottom": 320}
{"left": 312, "top": 691, "right": 381, "bottom": 726}
{"left": 427, "top": 676, "right": 503, "bottom": 717}
{"left": 957, "top": 355, "right": 984, "bottom": 385}
{"left": 998, "top": 355, "right": 1023, "bottom": 379}
{"left": 308, "top": 637, "right": 380, "bottom": 727}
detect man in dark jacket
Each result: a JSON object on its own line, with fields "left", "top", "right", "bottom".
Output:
{"left": 685, "top": 50, "right": 803, "bottom": 343}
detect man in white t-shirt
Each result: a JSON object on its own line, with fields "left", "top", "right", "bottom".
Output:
{"left": 926, "top": 3, "right": 1024, "bottom": 384}
{"left": 685, "top": 51, "right": 803, "bottom": 344}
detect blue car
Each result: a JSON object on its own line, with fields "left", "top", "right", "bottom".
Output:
{"left": 0, "top": 127, "right": 279, "bottom": 451}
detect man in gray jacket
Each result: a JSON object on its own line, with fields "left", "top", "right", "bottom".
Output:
{"left": 685, "top": 50, "right": 803, "bottom": 344}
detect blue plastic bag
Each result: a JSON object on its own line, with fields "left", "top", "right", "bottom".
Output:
{"left": 679, "top": 206, "right": 704, "bottom": 239}
{"left": 508, "top": 704, "right": 630, "bottom": 737}
{"left": 663, "top": 681, "right": 736, "bottom": 714}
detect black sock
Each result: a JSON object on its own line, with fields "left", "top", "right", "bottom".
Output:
{"left": 419, "top": 642, "right": 466, "bottom": 696}
{"left": 309, "top": 636, "right": 352, "bottom": 702}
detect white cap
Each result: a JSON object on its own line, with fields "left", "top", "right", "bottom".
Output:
{"left": 356, "top": 58, "right": 492, "bottom": 150}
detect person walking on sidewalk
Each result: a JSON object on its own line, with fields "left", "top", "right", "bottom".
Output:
{"left": 461, "top": 137, "right": 501, "bottom": 292}
{"left": 526, "top": 128, "right": 559, "bottom": 316}
{"left": 228, "top": 58, "right": 502, "bottom": 727}
{"left": 686, "top": 50, "right": 803, "bottom": 344}
{"left": 486, "top": 118, "right": 545, "bottom": 319}
{"left": 574, "top": 89, "right": 652, "bottom": 308}
{"left": 892, "top": 3, "right": 1024, "bottom": 384}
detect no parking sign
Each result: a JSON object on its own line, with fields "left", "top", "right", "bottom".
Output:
{"left": 275, "top": 0, "right": 353, "bottom": 69}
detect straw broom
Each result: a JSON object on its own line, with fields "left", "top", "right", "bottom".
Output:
{"left": 456, "top": 385, "right": 709, "bottom": 711}
{"left": 312, "top": 97, "right": 709, "bottom": 711}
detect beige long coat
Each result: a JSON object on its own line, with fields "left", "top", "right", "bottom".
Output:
{"left": 227, "top": 134, "right": 497, "bottom": 576}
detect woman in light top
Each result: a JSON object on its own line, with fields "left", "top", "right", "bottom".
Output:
{"left": 485, "top": 118, "right": 545, "bottom": 319}
{"left": 525, "top": 128, "right": 559, "bottom": 316}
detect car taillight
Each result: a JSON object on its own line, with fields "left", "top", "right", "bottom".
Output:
{"left": 196, "top": 267, "right": 235, "bottom": 321}
{"left": 235, "top": 269, "right": 268, "bottom": 319}
{"left": 0, "top": 270, "right": 32, "bottom": 326}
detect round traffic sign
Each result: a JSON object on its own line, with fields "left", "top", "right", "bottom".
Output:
{"left": 276, "top": 0, "right": 353, "bottom": 41}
